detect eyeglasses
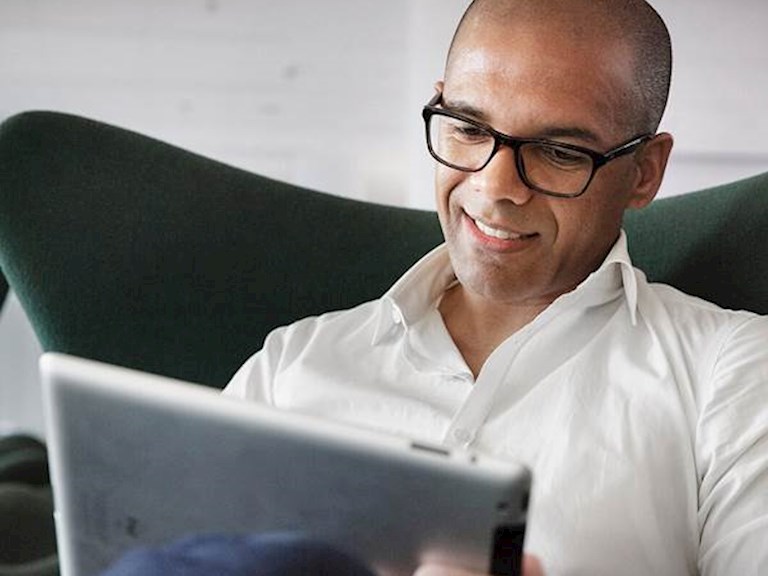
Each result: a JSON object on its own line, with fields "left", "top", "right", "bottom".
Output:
{"left": 422, "top": 92, "right": 653, "bottom": 198}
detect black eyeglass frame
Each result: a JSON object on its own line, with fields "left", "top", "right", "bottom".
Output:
{"left": 422, "top": 92, "right": 654, "bottom": 198}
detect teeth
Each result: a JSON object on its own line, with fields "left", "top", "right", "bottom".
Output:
{"left": 474, "top": 219, "right": 522, "bottom": 240}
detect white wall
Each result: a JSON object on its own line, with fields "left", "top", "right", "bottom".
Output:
{"left": 657, "top": 0, "right": 768, "bottom": 196}
{"left": 1, "top": 0, "right": 767, "bottom": 436}
{"left": 0, "top": 0, "right": 412, "bottom": 205}
{"left": 2, "top": 1, "right": 766, "bottom": 207}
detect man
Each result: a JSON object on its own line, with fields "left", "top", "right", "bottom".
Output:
{"left": 226, "top": 0, "right": 768, "bottom": 574}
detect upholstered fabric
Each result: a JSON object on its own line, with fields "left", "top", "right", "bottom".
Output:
{"left": 0, "top": 484, "right": 57, "bottom": 573}
{"left": 0, "top": 111, "right": 442, "bottom": 388}
{"left": 0, "top": 110, "right": 766, "bottom": 390}
{"left": 0, "top": 272, "right": 7, "bottom": 310}
{"left": 0, "top": 435, "right": 49, "bottom": 487}
{"left": 624, "top": 171, "right": 768, "bottom": 315}
{"left": 0, "top": 435, "right": 57, "bottom": 576}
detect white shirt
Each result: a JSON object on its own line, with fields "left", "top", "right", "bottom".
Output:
{"left": 224, "top": 232, "right": 768, "bottom": 576}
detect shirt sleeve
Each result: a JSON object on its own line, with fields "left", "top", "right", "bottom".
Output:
{"left": 697, "top": 315, "right": 768, "bottom": 575}
{"left": 221, "top": 327, "right": 288, "bottom": 405}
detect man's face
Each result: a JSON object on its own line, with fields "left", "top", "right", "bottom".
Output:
{"left": 436, "top": 20, "right": 654, "bottom": 307}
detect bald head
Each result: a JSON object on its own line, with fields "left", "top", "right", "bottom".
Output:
{"left": 446, "top": 0, "right": 672, "bottom": 134}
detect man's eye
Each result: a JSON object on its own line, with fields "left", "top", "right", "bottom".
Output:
{"left": 448, "top": 122, "right": 490, "bottom": 143}
{"left": 538, "top": 145, "right": 589, "bottom": 168}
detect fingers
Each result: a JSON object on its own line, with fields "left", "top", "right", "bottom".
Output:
{"left": 414, "top": 554, "right": 545, "bottom": 576}
{"left": 413, "top": 565, "right": 484, "bottom": 576}
{"left": 523, "top": 554, "right": 545, "bottom": 576}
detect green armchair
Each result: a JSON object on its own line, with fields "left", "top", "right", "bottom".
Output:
{"left": 0, "top": 435, "right": 57, "bottom": 576}
{"left": 0, "top": 110, "right": 767, "bottom": 576}
{"left": 0, "top": 274, "right": 7, "bottom": 311}
{"left": 1, "top": 111, "right": 767, "bottom": 389}
{"left": 0, "top": 112, "right": 443, "bottom": 388}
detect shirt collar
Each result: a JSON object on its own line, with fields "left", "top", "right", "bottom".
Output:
{"left": 372, "top": 245, "right": 454, "bottom": 345}
{"left": 611, "top": 230, "right": 639, "bottom": 325}
{"left": 371, "top": 229, "right": 639, "bottom": 346}
{"left": 564, "top": 230, "right": 639, "bottom": 326}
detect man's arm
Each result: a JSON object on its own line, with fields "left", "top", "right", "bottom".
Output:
{"left": 223, "top": 324, "right": 292, "bottom": 402}
{"left": 697, "top": 316, "right": 768, "bottom": 574}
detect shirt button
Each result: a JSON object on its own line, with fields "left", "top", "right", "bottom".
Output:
{"left": 391, "top": 308, "right": 403, "bottom": 325}
{"left": 452, "top": 428, "right": 474, "bottom": 445}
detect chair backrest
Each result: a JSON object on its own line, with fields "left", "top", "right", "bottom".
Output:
{"left": 1, "top": 111, "right": 766, "bottom": 387}
{"left": 624, "top": 172, "right": 768, "bottom": 315}
{"left": 0, "top": 272, "right": 7, "bottom": 312}
{"left": 0, "top": 112, "right": 442, "bottom": 387}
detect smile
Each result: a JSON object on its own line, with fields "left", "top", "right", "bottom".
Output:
{"left": 471, "top": 215, "right": 536, "bottom": 240}
{"left": 463, "top": 213, "right": 539, "bottom": 252}
{"left": 473, "top": 218, "right": 525, "bottom": 240}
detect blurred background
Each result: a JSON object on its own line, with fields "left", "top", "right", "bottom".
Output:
{"left": 1, "top": 0, "right": 767, "bottom": 437}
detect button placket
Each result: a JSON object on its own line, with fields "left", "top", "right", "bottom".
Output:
{"left": 443, "top": 353, "right": 515, "bottom": 448}
{"left": 451, "top": 427, "right": 475, "bottom": 448}
{"left": 442, "top": 259, "right": 628, "bottom": 449}
{"left": 442, "top": 309, "right": 555, "bottom": 448}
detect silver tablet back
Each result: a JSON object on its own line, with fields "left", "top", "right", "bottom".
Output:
{"left": 41, "top": 353, "right": 530, "bottom": 576}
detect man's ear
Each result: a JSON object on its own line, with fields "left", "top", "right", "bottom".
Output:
{"left": 626, "top": 132, "right": 674, "bottom": 210}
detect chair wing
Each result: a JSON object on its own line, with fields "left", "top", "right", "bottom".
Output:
{"left": 0, "top": 111, "right": 442, "bottom": 387}
{"left": 624, "top": 171, "right": 768, "bottom": 316}
{"left": 0, "top": 271, "right": 7, "bottom": 311}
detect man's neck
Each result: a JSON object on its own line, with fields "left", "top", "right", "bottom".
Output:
{"left": 438, "top": 284, "right": 549, "bottom": 379}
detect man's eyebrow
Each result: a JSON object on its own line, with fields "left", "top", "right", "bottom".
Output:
{"left": 441, "top": 99, "right": 490, "bottom": 122}
{"left": 534, "top": 127, "right": 603, "bottom": 147}
{"left": 441, "top": 98, "right": 603, "bottom": 147}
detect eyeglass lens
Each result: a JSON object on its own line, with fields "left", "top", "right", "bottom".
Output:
{"left": 428, "top": 114, "right": 594, "bottom": 197}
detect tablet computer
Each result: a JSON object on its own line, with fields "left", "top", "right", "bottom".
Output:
{"left": 41, "top": 353, "right": 531, "bottom": 576}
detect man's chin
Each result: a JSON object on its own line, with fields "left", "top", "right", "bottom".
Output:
{"left": 454, "top": 268, "right": 543, "bottom": 306}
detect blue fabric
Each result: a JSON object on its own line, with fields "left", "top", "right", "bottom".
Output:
{"left": 99, "top": 533, "right": 376, "bottom": 576}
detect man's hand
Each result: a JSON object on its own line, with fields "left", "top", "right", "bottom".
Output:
{"left": 414, "top": 554, "right": 545, "bottom": 576}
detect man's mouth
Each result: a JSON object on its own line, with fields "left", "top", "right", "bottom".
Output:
{"left": 470, "top": 216, "right": 535, "bottom": 241}
{"left": 474, "top": 218, "right": 525, "bottom": 240}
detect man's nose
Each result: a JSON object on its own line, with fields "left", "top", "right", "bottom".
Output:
{"left": 468, "top": 146, "right": 535, "bottom": 205}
